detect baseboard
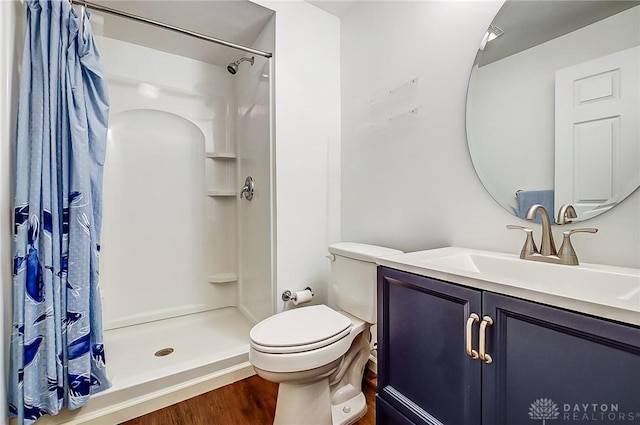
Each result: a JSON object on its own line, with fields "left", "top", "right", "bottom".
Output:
{"left": 367, "top": 353, "right": 377, "bottom": 374}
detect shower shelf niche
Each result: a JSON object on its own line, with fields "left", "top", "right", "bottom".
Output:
{"left": 207, "top": 273, "right": 238, "bottom": 284}
{"left": 206, "top": 190, "right": 236, "bottom": 197}
{"left": 205, "top": 151, "right": 237, "bottom": 160}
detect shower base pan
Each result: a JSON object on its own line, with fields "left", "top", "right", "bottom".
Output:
{"left": 34, "top": 307, "right": 255, "bottom": 425}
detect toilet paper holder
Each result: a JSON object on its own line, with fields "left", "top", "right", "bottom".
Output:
{"left": 282, "top": 287, "right": 314, "bottom": 302}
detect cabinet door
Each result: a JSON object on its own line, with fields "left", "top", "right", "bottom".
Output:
{"left": 376, "top": 396, "right": 418, "bottom": 425}
{"left": 377, "top": 267, "right": 482, "bottom": 425}
{"left": 482, "top": 292, "right": 640, "bottom": 425}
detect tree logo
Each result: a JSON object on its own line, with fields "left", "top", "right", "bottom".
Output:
{"left": 529, "top": 398, "right": 560, "bottom": 424}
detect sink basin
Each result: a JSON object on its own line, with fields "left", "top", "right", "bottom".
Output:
{"left": 377, "top": 247, "right": 640, "bottom": 325}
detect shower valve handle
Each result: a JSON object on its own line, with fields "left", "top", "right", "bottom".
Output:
{"left": 240, "top": 176, "right": 254, "bottom": 201}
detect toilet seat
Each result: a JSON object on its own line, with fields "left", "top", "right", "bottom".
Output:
{"left": 250, "top": 305, "right": 352, "bottom": 354}
{"left": 249, "top": 307, "right": 367, "bottom": 373}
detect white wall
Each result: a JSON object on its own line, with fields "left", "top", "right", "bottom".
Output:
{"left": 254, "top": 1, "right": 341, "bottom": 310}
{"left": 341, "top": 1, "right": 640, "bottom": 269}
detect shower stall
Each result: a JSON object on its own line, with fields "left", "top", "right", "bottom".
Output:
{"left": 3, "top": 1, "right": 276, "bottom": 423}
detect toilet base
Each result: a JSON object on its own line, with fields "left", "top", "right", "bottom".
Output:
{"left": 331, "top": 392, "right": 367, "bottom": 425}
{"left": 272, "top": 379, "right": 367, "bottom": 425}
{"left": 274, "top": 378, "right": 332, "bottom": 425}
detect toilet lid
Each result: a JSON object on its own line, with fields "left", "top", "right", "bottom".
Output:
{"left": 250, "top": 305, "right": 352, "bottom": 353}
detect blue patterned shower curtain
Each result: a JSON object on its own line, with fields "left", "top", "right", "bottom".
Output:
{"left": 9, "top": 1, "right": 111, "bottom": 423}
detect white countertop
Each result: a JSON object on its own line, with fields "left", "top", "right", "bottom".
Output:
{"left": 377, "top": 247, "right": 640, "bottom": 326}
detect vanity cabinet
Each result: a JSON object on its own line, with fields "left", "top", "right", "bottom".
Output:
{"left": 376, "top": 266, "right": 640, "bottom": 425}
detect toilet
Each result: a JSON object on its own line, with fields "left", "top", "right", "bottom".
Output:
{"left": 249, "top": 243, "right": 403, "bottom": 425}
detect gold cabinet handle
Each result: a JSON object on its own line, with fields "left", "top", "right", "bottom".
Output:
{"left": 479, "top": 316, "right": 493, "bottom": 364}
{"left": 465, "top": 313, "right": 480, "bottom": 359}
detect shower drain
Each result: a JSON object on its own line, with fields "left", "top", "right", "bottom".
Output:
{"left": 154, "top": 347, "right": 174, "bottom": 357}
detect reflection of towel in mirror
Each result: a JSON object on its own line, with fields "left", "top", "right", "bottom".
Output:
{"left": 516, "top": 190, "right": 554, "bottom": 224}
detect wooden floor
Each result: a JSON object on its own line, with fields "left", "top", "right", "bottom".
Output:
{"left": 121, "top": 370, "right": 377, "bottom": 425}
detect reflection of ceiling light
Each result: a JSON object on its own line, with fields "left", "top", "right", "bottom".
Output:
{"left": 487, "top": 25, "right": 504, "bottom": 42}
{"left": 479, "top": 24, "right": 504, "bottom": 51}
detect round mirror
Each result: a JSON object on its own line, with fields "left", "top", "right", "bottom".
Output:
{"left": 466, "top": 0, "right": 640, "bottom": 223}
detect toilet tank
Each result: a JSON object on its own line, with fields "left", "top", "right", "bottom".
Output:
{"left": 328, "top": 243, "right": 403, "bottom": 323}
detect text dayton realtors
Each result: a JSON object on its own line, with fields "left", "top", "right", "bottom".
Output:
{"left": 562, "top": 403, "right": 639, "bottom": 422}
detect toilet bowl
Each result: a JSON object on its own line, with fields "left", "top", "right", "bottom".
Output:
{"left": 249, "top": 243, "right": 403, "bottom": 425}
{"left": 250, "top": 305, "right": 371, "bottom": 425}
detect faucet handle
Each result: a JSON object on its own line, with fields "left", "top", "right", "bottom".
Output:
{"left": 558, "top": 228, "right": 598, "bottom": 265}
{"left": 563, "top": 228, "right": 598, "bottom": 236}
{"left": 507, "top": 225, "right": 538, "bottom": 259}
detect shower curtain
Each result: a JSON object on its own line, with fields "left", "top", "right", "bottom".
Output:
{"left": 9, "top": 1, "right": 111, "bottom": 423}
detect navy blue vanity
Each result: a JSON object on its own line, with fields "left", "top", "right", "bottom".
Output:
{"left": 375, "top": 266, "right": 640, "bottom": 425}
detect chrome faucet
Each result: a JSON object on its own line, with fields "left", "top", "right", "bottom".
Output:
{"left": 556, "top": 204, "right": 577, "bottom": 225}
{"left": 525, "top": 204, "right": 556, "bottom": 256}
{"left": 507, "top": 204, "right": 597, "bottom": 266}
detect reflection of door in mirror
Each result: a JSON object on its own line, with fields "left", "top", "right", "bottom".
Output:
{"left": 466, "top": 2, "right": 640, "bottom": 223}
{"left": 555, "top": 46, "right": 639, "bottom": 221}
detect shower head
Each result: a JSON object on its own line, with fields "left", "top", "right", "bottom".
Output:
{"left": 227, "top": 56, "right": 255, "bottom": 75}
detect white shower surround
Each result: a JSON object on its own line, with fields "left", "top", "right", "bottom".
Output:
{"left": 98, "top": 36, "right": 241, "bottom": 329}
{"left": 64, "top": 31, "right": 272, "bottom": 423}
{"left": 2, "top": 4, "right": 276, "bottom": 422}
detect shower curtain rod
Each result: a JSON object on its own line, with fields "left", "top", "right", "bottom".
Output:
{"left": 70, "top": 0, "right": 273, "bottom": 58}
